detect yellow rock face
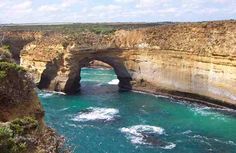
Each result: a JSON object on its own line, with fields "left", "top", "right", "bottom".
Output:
{"left": 18, "top": 20, "right": 236, "bottom": 108}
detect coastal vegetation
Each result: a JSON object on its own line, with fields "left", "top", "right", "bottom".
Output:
{"left": 0, "top": 117, "right": 38, "bottom": 153}
{"left": 2, "top": 22, "right": 172, "bottom": 34}
{"left": 0, "top": 45, "right": 67, "bottom": 153}
{"left": 0, "top": 62, "right": 25, "bottom": 80}
{"left": 0, "top": 45, "right": 12, "bottom": 62}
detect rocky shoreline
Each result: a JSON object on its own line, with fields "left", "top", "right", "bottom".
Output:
{"left": 131, "top": 86, "right": 236, "bottom": 110}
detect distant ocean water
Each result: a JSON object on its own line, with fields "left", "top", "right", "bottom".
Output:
{"left": 38, "top": 68, "right": 236, "bottom": 153}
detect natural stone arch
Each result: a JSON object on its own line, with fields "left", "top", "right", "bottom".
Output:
{"left": 20, "top": 21, "right": 236, "bottom": 108}
{"left": 63, "top": 56, "right": 132, "bottom": 94}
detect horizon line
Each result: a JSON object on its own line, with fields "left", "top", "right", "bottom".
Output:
{"left": 1, "top": 19, "right": 235, "bottom": 26}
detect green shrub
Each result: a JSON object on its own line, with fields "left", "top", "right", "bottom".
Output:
{"left": 0, "top": 70, "right": 7, "bottom": 79}
{"left": 0, "top": 117, "right": 38, "bottom": 153}
{"left": 2, "top": 45, "right": 11, "bottom": 51}
{"left": 10, "top": 117, "right": 39, "bottom": 135}
{"left": 10, "top": 142, "right": 27, "bottom": 153}
{"left": 90, "top": 26, "right": 115, "bottom": 35}
{"left": 0, "top": 126, "right": 13, "bottom": 140}
{"left": 0, "top": 126, "right": 14, "bottom": 153}
{"left": 0, "top": 126, "right": 27, "bottom": 153}
{"left": 0, "top": 62, "right": 25, "bottom": 73}
{"left": 0, "top": 62, "right": 26, "bottom": 80}
{"left": 0, "top": 45, "right": 12, "bottom": 58}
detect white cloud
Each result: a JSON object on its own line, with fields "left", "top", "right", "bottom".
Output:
{"left": 157, "top": 7, "right": 177, "bottom": 13}
{"left": 0, "top": 1, "right": 7, "bottom": 8}
{"left": 7, "top": 0, "right": 32, "bottom": 14}
{"left": 0, "top": 0, "right": 235, "bottom": 23}
{"left": 38, "top": 5, "right": 61, "bottom": 12}
{"left": 38, "top": 0, "right": 84, "bottom": 12}
{"left": 61, "top": 0, "right": 83, "bottom": 7}
{"left": 3, "top": 0, "right": 32, "bottom": 16}
{"left": 114, "top": 0, "right": 136, "bottom": 3}
{"left": 12, "top": 0, "right": 32, "bottom": 10}
{"left": 135, "top": 0, "right": 169, "bottom": 8}
{"left": 211, "top": 0, "right": 228, "bottom": 3}
{"left": 92, "top": 4, "right": 121, "bottom": 12}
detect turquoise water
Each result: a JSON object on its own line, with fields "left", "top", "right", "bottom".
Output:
{"left": 38, "top": 68, "right": 236, "bottom": 153}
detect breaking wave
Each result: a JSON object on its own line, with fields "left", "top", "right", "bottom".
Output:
{"left": 38, "top": 90, "right": 65, "bottom": 98}
{"left": 108, "top": 79, "right": 119, "bottom": 85}
{"left": 38, "top": 92, "right": 54, "bottom": 98}
{"left": 72, "top": 107, "right": 119, "bottom": 122}
{"left": 120, "top": 125, "right": 176, "bottom": 149}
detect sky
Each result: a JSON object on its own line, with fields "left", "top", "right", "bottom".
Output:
{"left": 0, "top": 0, "right": 235, "bottom": 23}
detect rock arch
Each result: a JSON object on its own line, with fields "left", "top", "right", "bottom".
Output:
{"left": 20, "top": 21, "right": 236, "bottom": 108}
{"left": 38, "top": 51, "right": 132, "bottom": 94}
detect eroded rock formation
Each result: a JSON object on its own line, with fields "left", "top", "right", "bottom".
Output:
{"left": 88, "top": 60, "right": 112, "bottom": 69}
{"left": 2, "top": 31, "right": 43, "bottom": 62}
{"left": 18, "top": 20, "right": 236, "bottom": 108}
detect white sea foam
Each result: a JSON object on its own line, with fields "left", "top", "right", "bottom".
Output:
{"left": 131, "top": 90, "right": 171, "bottom": 99}
{"left": 192, "top": 107, "right": 213, "bottom": 116}
{"left": 108, "top": 79, "right": 119, "bottom": 85}
{"left": 191, "top": 106, "right": 228, "bottom": 121}
{"left": 81, "top": 73, "right": 115, "bottom": 76}
{"left": 161, "top": 142, "right": 176, "bottom": 149}
{"left": 59, "top": 107, "right": 70, "bottom": 111}
{"left": 38, "top": 90, "right": 66, "bottom": 98}
{"left": 38, "top": 92, "right": 54, "bottom": 98}
{"left": 182, "top": 130, "right": 192, "bottom": 135}
{"left": 80, "top": 79, "right": 101, "bottom": 82}
{"left": 191, "top": 134, "right": 236, "bottom": 146}
{"left": 120, "top": 125, "right": 176, "bottom": 149}
{"left": 120, "top": 125, "right": 164, "bottom": 144}
{"left": 72, "top": 107, "right": 119, "bottom": 122}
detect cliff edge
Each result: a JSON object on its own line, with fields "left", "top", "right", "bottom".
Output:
{"left": 0, "top": 47, "right": 66, "bottom": 153}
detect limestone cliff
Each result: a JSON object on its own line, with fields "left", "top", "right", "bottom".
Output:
{"left": 2, "top": 31, "right": 44, "bottom": 62}
{"left": 88, "top": 60, "right": 112, "bottom": 69}
{"left": 18, "top": 20, "right": 236, "bottom": 108}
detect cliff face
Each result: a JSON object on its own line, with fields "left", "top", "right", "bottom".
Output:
{"left": 0, "top": 51, "right": 65, "bottom": 152}
{"left": 0, "top": 62, "right": 43, "bottom": 122}
{"left": 19, "top": 20, "right": 236, "bottom": 108}
{"left": 88, "top": 60, "right": 112, "bottom": 69}
{"left": 2, "top": 31, "right": 44, "bottom": 62}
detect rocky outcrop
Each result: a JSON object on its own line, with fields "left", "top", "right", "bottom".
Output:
{"left": 19, "top": 20, "right": 236, "bottom": 108}
{"left": 2, "top": 31, "right": 44, "bottom": 62}
{"left": 0, "top": 62, "right": 43, "bottom": 122}
{"left": 0, "top": 53, "right": 65, "bottom": 152}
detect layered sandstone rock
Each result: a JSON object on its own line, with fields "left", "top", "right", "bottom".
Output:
{"left": 2, "top": 31, "right": 44, "bottom": 62}
{"left": 19, "top": 20, "right": 236, "bottom": 108}
{"left": 88, "top": 60, "right": 112, "bottom": 69}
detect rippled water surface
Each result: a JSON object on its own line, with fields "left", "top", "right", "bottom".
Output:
{"left": 38, "top": 68, "right": 236, "bottom": 153}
